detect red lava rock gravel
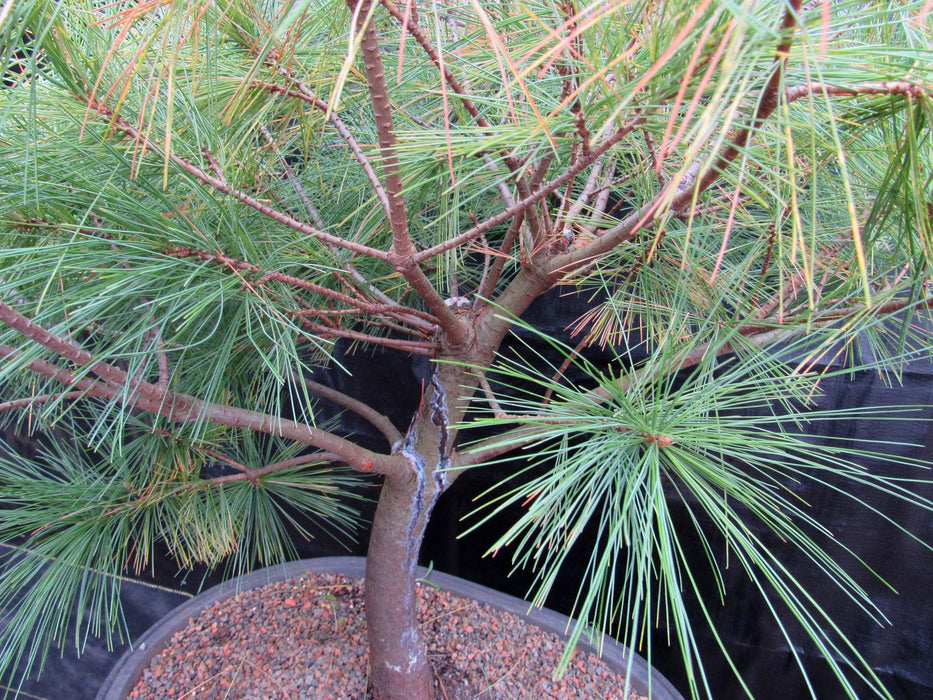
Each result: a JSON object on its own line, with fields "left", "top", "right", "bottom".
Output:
{"left": 128, "top": 572, "right": 649, "bottom": 699}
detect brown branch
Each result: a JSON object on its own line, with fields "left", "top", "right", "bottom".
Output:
{"left": 694, "top": 0, "right": 803, "bottom": 194}
{"left": 380, "top": 0, "right": 548, "bottom": 199}
{"left": 295, "top": 316, "right": 439, "bottom": 356}
{"left": 348, "top": 0, "right": 469, "bottom": 345}
{"left": 754, "top": 245, "right": 843, "bottom": 321}
{"left": 0, "top": 303, "right": 407, "bottom": 477}
{"left": 0, "top": 391, "right": 90, "bottom": 413}
{"left": 0, "top": 300, "right": 145, "bottom": 394}
{"left": 289, "top": 293, "right": 431, "bottom": 341}
{"left": 553, "top": 157, "right": 605, "bottom": 247}
{"left": 581, "top": 160, "right": 618, "bottom": 234}
{"left": 348, "top": 1, "right": 413, "bottom": 240}
{"left": 379, "top": 0, "right": 550, "bottom": 244}
{"left": 112, "top": 453, "right": 344, "bottom": 507}
{"left": 478, "top": 375, "right": 507, "bottom": 420}
{"left": 198, "top": 445, "right": 255, "bottom": 482}
{"left": 475, "top": 213, "right": 525, "bottom": 303}
{"left": 319, "top": 305, "right": 434, "bottom": 335}
{"left": 541, "top": 334, "right": 588, "bottom": 404}
{"left": 380, "top": 0, "right": 486, "bottom": 130}
{"left": 297, "top": 375, "right": 404, "bottom": 445}
{"left": 785, "top": 81, "right": 931, "bottom": 103}
{"left": 556, "top": 1, "right": 588, "bottom": 163}
{"left": 137, "top": 320, "right": 171, "bottom": 391}
{"left": 191, "top": 453, "right": 338, "bottom": 489}
{"left": 474, "top": 157, "right": 527, "bottom": 301}
{"left": 295, "top": 307, "right": 413, "bottom": 319}
{"left": 469, "top": 233, "right": 493, "bottom": 300}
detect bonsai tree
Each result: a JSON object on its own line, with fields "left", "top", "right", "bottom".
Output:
{"left": 1, "top": 1, "right": 932, "bottom": 697}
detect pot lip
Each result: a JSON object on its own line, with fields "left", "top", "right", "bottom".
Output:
{"left": 97, "top": 555, "right": 684, "bottom": 700}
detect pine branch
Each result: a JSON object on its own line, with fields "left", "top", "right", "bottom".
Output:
{"left": 258, "top": 124, "right": 327, "bottom": 229}
{"left": 457, "top": 292, "right": 933, "bottom": 469}
{"left": 471, "top": 155, "right": 535, "bottom": 303}
{"left": 380, "top": 0, "right": 487, "bottom": 132}
{"left": 80, "top": 99, "right": 389, "bottom": 261}
{"left": 183, "top": 453, "right": 341, "bottom": 490}
{"left": 295, "top": 316, "right": 439, "bottom": 355}
{"left": 297, "top": 376, "right": 404, "bottom": 446}
{"left": 694, "top": 0, "right": 803, "bottom": 194}
{"left": 785, "top": 81, "right": 932, "bottom": 103}
{"left": 0, "top": 301, "right": 406, "bottom": 477}
{"left": 165, "top": 246, "right": 439, "bottom": 335}
{"left": 545, "top": 12, "right": 933, "bottom": 285}
{"left": 348, "top": 0, "right": 469, "bottom": 346}
{"left": 0, "top": 391, "right": 88, "bottom": 413}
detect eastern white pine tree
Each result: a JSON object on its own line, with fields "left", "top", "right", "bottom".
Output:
{"left": 1, "top": 2, "right": 932, "bottom": 698}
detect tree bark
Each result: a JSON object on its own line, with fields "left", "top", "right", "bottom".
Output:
{"left": 363, "top": 354, "right": 476, "bottom": 699}
{"left": 365, "top": 470, "right": 436, "bottom": 699}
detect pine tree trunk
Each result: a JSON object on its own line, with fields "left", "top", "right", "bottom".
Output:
{"left": 363, "top": 352, "right": 477, "bottom": 698}
{"left": 364, "top": 470, "right": 436, "bottom": 699}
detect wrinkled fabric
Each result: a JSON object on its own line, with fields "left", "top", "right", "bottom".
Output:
{"left": 419, "top": 292, "right": 933, "bottom": 700}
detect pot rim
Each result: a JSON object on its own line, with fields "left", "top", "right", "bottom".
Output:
{"left": 97, "top": 556, "right": 683, "bottom": 700}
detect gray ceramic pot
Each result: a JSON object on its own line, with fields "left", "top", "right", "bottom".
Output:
{"left": 98, "top": 556, "right": 683, "bottom": 699}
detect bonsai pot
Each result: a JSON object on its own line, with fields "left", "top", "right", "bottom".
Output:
{"left": 98, "top": 556, "right": 684, "bottom": 699}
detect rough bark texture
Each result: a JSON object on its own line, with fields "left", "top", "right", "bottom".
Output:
{"left": 366, "top": 473, "right": 436, "bottom": 699}
{"left": 365, "top": 356, "right": 475, "bottom": 699}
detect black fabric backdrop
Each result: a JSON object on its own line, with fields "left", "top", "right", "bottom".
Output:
{"left": 4, "top": 289, "right": 930, "bottom": 699}
{"left": 313, "top": 291, "right": 933, "bottom": 700}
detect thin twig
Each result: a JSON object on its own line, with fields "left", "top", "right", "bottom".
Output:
{"left": 258, "top": 124, "right": 326, "bottom": 229}
{"left": 541, "top": 334, "right": 589, "bottom": 404}
{"left": 83, "top": 99, "right": 388, "bottom": 260}
{"left": 379, "top": 0, "right": 547, "bottom": 238}
{"left": 695, "top": 0, "right": 804, "bottom": 195}
{"left": 553, "top": 157, "right": 604, "bottom": 248}
{"left": 0, "top": 391, "right": 89, "bottom": 413}
{"left": 256, "top": 77, "right": 393, "bottom": 218}
{"left": 478, "top": 375, "right": 507, "bottom": 420}
{"left": 297, "top": 375, "right": 404, "bottom": 445}
{"left": 296, "top": 316, "right": 439, "bottom": 355}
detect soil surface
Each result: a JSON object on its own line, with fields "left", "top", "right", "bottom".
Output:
{"left": 128, "top": 571, "right": 649, "bottom": 699}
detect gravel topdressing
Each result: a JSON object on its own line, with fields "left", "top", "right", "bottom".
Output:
{"left": 128, "top": 571, "right": 650, "bottom": 699}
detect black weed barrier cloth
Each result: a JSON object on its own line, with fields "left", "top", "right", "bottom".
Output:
{"left": 3, "top": 288, "right": 931, "bottom": 700}
{"left": 644, "top": 363, "right": 933, "bottom": 700}
{"left": 308, "top": 290, "right": 933, "bottom": 700}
